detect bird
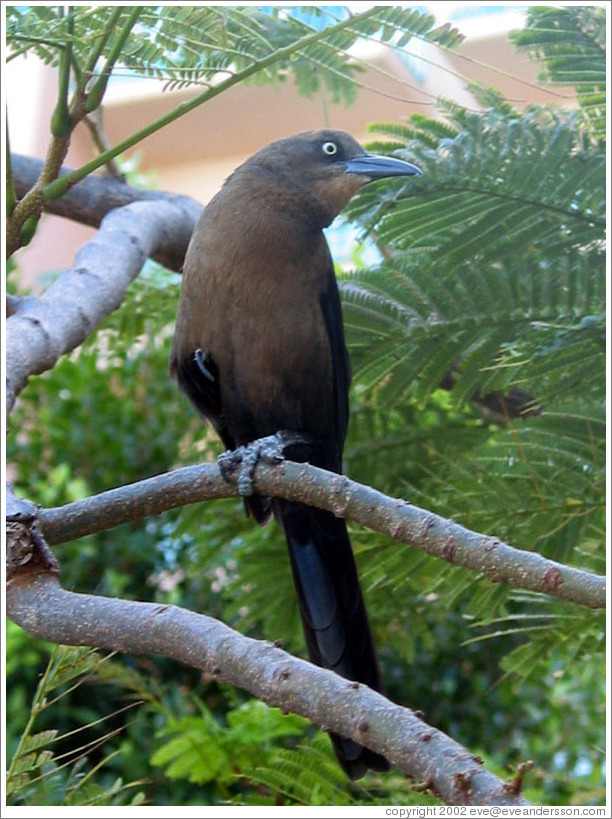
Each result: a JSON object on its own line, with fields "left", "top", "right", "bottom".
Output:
{"left": 170, "top": 129, "right": 421, "bottom": 779}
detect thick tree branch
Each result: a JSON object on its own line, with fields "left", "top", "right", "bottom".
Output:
{"left": 5, "top": 197, "right": 198, "bottom": 415}
{"left": 11, "top": 154, "right": 202, "bottom": 271}
{"left": 37, "top": 453, "right": 605, "bottom": 609}
{"left": 5, "top": 501, "right": 529, "bottom": 806}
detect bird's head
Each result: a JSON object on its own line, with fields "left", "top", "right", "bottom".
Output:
{"left": 242, "top": 129, "right": 422, "bottom": 227}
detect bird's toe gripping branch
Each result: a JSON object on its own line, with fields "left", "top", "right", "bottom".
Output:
{"left": 217, "top": 431, "right": 308, "bottom": 496}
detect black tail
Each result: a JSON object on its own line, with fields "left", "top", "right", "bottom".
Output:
{"left": 274, "top": 499, "right": 390, "bottom": 780}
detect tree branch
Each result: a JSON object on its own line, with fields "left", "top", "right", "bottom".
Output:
{"left": 5, "top": 196, "right": 198, "bottom": 415}
{"left": 11, "top": 154, "right": 202, "bottom": 271}
{"left": 5, "top": 499, "right": 530, "bottom": 806}
{"left": 36, "top": 452, "right": 605, "bottom": 609}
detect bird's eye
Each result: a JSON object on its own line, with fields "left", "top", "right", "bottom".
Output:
{"left": 321, "top": 141, "right": 338, "bottom": 157}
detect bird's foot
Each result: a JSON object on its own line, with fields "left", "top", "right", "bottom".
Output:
{"left": 217, "top": 431, "right": 308, "bottom": 496}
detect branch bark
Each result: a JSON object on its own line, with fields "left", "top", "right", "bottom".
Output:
{"left": 11, "top": 154, "right": 202, "bottom": 272}
{"left": 37, "top": 452, "right": 605, "bottom": 609}
{"left": 6, "top": 196, "right": 198, "bottom": 414}
{"left": 5, "top": 498, "right": 529, "bottom": 806}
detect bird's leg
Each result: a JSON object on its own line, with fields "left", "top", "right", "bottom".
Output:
{"left": 217, "top": 431, "right": 308, "bottom": 496}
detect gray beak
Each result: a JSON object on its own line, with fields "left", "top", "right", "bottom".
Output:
{"left": 345, "top": 153, "right": 422, "bottom": 180}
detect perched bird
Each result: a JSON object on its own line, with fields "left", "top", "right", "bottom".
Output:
{"left": 170, "top": 129, "right": 421, "bottom": 779}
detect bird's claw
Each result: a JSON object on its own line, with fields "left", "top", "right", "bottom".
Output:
{"left": 217, "top": 444, "right": 260, "bottom": 496}
{"left": 217, "top": 431, "right": 308, "bottom": 496}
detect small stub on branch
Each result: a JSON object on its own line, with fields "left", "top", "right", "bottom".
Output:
{"left": 6, "top": 487, "right": 60, "bottom": 580}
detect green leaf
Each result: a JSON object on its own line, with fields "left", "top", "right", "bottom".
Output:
{"left": 151, "top": 719, "right": 231, "bottom": 784}
{"left": 510, "top": 7, "right": 606, "bottom": 139}
{"left": 226, "top": 700, "right": 308, "bottom": 745}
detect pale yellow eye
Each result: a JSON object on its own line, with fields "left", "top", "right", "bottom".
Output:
{"left": 321, "top": 141, "right": 338, "bottom": 156}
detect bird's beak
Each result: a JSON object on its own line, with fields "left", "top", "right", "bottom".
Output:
{"left": 345, "top": 153, "right": 422, "bottom": 180}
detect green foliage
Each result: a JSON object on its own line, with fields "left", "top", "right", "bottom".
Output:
{"left": 151, "top": 700, "right": 308, "bottom": 788}
{"left": 250, "top": 733, "right": 440, "bottom": 807}
{"left": 510, "top": 6, "right": 606, "bottom": 140}
{"left": 344, "top": 112, "right": 603, "bottom": 410}
{"left": 6, "top": 5, "right": 461, "bottom": 89}
{"left": 6, "top": 646, "right": 145, "bottom": 807}
{"left": 341, "top": 101, "right": 605, "bottom": 575}
{"left": 330, "top": 13, "right": 604, "bottom": 804}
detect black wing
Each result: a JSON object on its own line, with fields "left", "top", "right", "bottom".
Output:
{"left": 173, "top": 348, "right": 235, "bottom": 452}
{"left": 318, "top": 264, "right": 352, "bottom": 470}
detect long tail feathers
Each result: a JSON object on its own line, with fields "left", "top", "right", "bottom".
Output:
{"left": 274, "top": 500, "right": 390, "bottom": 780}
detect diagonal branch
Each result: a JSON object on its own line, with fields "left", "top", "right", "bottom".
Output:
{"left": 36, "top": 452, "right": 605, "bottom": 609}
{"left": 36, "top": 6, "right": 397, "bottom": 201}
{"left": 5, "top": 195, "right": 199, "bottom": 415}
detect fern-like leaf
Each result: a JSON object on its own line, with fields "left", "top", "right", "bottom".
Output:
{"left": 510, "top": 6, "right": 606, "bottom": 139}
{"left": 342, "top": 103, "right": 604, "bottom": 413}
{"left": 6, "top": 646, "right": 145, "bottom": 806}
